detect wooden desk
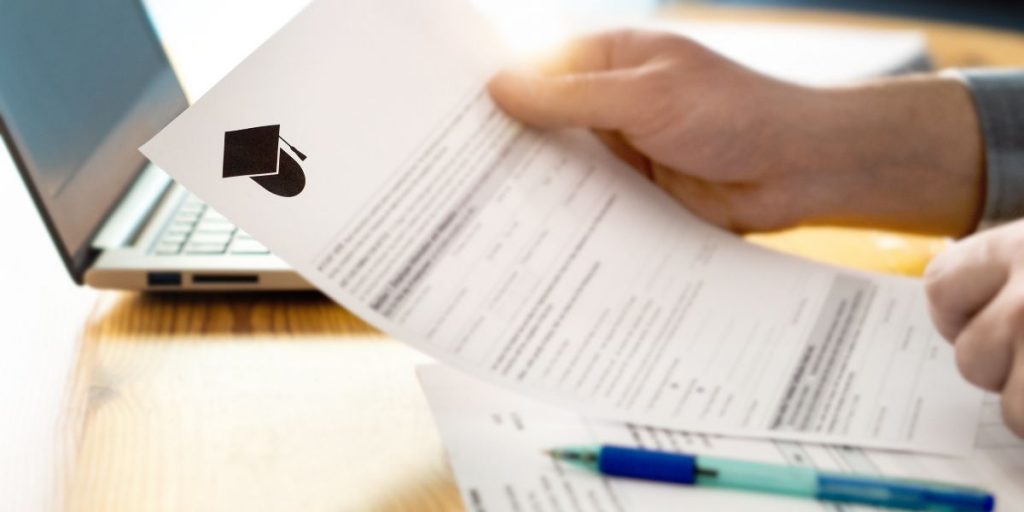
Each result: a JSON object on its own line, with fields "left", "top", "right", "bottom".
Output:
{"left": 57, "top": 7, "right": 1024, "bottom": 512}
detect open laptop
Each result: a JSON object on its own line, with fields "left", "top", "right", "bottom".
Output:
{"left": 0, "top": 0, "right": 310, "bottom": 290}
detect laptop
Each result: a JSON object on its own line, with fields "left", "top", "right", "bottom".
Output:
{"left": 0, "top": 0, "right": 310, "bottom": 290}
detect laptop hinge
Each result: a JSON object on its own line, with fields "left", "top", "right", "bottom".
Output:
{"left": 91, "top": 165, "right": 173, "bottom": 249}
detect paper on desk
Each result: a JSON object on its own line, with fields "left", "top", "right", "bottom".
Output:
{"left": 418, "top": 364, "right": 1024, "bottom": 512}
{"left": 140, "top": 0, "right": 983, "bottom": 453}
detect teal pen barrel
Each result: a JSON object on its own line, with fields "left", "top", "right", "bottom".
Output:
{"left": 816, "top": 472, "right": 994, "bottom": 512}
{"left": 583, "top": 446, "right": 995, "bottom": 511}
{"left": 694, "top": 456, "right": 818, "bottom": 497}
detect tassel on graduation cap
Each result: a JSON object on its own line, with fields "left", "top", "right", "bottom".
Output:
{"left": 278, "top": 136, "right": 307, "bottom": 161}
{"left": 222, "top": 124, "right": 307, "bottom": 197}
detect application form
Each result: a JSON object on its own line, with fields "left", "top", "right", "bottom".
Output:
{"left": 140, "top": 0, "right": 982, "bottom": 452}
{"left": 419, "top": 365, "right": 1024, "bottom": 512}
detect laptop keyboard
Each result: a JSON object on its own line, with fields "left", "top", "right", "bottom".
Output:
{"left": 151, "top": 193, "right": 270, "bottom": 256}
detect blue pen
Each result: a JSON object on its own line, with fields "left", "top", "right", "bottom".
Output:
{"left": 547, "top": 445, "right": 994, "bottom": 511}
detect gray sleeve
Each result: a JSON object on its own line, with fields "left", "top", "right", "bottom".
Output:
{"left": 957, "top": 69, "right": 1024, "bottom": 224}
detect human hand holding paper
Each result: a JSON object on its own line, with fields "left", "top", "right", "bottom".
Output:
{"left": 489, "top": 30, "right": 983, "bottom": 235}
{"left": 489, "top": 29, "right": 1024, "bottom": 438}
{"left": 925, "top": 218, "right": 1024, "bottom": 437}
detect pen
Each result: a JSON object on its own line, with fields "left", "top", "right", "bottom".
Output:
{"left": 546, "top": 445, "right": 994, "bottom": 511}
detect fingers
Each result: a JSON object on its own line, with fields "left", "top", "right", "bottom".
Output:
{"left": 924, "top": 220, "right": 1024, "bottom": 438}
{"left": 951, "top": 276, "right": 1022, "bottom": 391}
{"left": 488, "top": 68, "right": 642, "bottom": 130}
{"left": 535, "top": 30, "right": 670, "bottom": 75}
{"left": 925, "top": 232, "right": 1010, "bottom": 341}
{"left": 591, "top": 129, "right": 652, "bottom": 179}
{"left": 488, "top": 29, "right": 682, "bottom": 130}
{"left": 1002, "top": 343, "right": 1024, "bottom": 437}
{"left": 650, "top": 166, "right": 737, "bottom": 231}
{"left": 535, "top": 32, "right": 617, "bottom": 75}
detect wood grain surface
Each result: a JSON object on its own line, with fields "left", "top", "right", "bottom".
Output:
{"left": 57, "top": 6, "right": 1024, "bottom": 512}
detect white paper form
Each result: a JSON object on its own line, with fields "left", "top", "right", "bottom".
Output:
{"left": 140, "top": 0, "right": 982, "bottom": 452}
{"left": 418, "top": 365, "right": 1024, "bottom": 512}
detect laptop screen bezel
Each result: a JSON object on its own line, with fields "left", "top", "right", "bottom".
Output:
{"left": 0, "top": 2, "right": 189, "bottom": 284}
{"left": 0, "top": 114, "right": 100, "bottom": 284}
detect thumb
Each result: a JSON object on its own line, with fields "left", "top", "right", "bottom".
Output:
{"left": 924, "top": 233, "right": 1011, "bottom": 341}
{"left": 488, "top": 69, "right": 639, "bottom": 130}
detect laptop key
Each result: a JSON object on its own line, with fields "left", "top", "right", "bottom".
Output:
{"left": 196, "top": 211, "right": 234, "bottom": 228}
{"left": 200, "top": 209, "right": 230, "bottom": 222}
{"left": 188, "top": 232, "right": 232, "bottom": 245}
{"left": 229, "top": 239, "right": 270, "bottom": 255}
{"left": 160, "top": 232, "right": 188, "bottom": 244}
{"left": 174, "top": 211, "right": 202, "bottom": 223}
{"left": 155, "top": 241, "right": 183, "bottom": 255}
{"left": 180, "top": 200, "right": 205, "bottom": 213}
{"left": 170, "top": 220, "right": 197, "bottom": 231}
{"left": 150, "top": 194, "right": 246, "bottom": 256}
{"left": 184, "top": 242, "right": 228, "bottom": 255}
{"left": 193, "top": 223, "right": 235, "bottom": 234}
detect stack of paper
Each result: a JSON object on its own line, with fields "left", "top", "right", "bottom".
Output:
{"left": 419, "top": 365, "right": 1024, "bottom": 511}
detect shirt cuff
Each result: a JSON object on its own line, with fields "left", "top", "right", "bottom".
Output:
{"left": 947, "top": 69, "right": 1024, "bottom": 227}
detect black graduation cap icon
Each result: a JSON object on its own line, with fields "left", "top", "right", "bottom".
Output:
{"left": 222, "top": 125, "right": 306, "bottom": 197}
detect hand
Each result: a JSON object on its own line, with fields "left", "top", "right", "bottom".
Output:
{"left": 488, "top": 30, "right": 985, "bottom": 235}
{"left": 926, "top": 219, "right": 1024, "bottom": 436}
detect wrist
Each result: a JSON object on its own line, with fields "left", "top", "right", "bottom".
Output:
{"left": 799, "top": 74, "right": 985, "bottom": 235}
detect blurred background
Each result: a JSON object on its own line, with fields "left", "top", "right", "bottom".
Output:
{"left": 539, "top": 0, "right": 1024, "bottom": 31}
{"left": 532, "top": 0, "right": 1024, "bottom": 27}
{"left": 688, "top": 0, "right": 1024, "bottom": 31}
{"left": 1, "top": 1, "right": 1021, "bottom": 511}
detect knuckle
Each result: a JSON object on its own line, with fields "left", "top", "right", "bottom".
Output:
{"left": 1005, "top": 293, "right": 1024, "bottom": 327}
{"left": 601, "top": 29, "right": 646, "bottom": 65}
{"left": 923, "top": 275, "right": 949, "bottom": 315}
{"left": 922, "top": 252, "right": 949, "bottom": 289}
{"left": 614, "top": 28, "right": 694, "bottom": 52}
{"left": 954, "top": 338, "right": 981, "bottom": 384}
{"left": 954, "top": 336, "right": 1004, "bottom": 392}
{"left": 593, "top": 29, "right": 629, "bottom": 54}
{"left": 977, "top": 223, "right": 1023, "bottom": 263}
{"left": 663, "top": 33, "right": 704, "bottom": 54}
{"left": 923, "top": 285, "right": 959, "bottom": 342}
{"left": 923, "top": 251, "right": 959, "bottom": 310}
{"left": 626, "top": 70, "right": 680, "bottom": 136}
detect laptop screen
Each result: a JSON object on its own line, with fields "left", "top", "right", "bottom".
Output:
{"left": 0, "top": 0, "right": 187, "bottom": 283}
